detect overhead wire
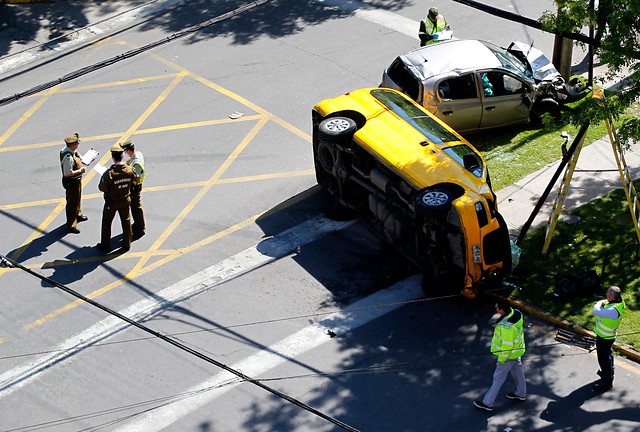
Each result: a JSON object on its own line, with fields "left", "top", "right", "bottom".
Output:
{"left": 1, "top": 267, "right": 637, "bottom": 363}
{"left": 0, "top": 253, "right": 361, "bottom": 432}
{"left": 0, "top": 0, "right": 164, "bottom": 62}
{"left": 0, "top": 0, "right": 632, "bottom": 427}
{"left": 0, "top": 0, "right": 274, "bottom": 107}
{"left": 2, "top": 379, "right": 240, "bottom": 432}
{"left": 0, "top": 337, "right": 604, "bottom": 431}
{"left": 4, "top": 252, "right": 637, "bottom": 430}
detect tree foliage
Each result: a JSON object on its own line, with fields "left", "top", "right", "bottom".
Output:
{"left": 540, "top": 0, "right": 640, "bottom": 147}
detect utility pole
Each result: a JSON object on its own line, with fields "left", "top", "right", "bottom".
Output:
{"left": 552, "top": 34, "right": 573, "bottom": 81}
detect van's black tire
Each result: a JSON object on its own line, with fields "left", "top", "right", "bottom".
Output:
{"left": 318, "top": 116, "right": 357, "bottom": 144}
{"left": 415, "top": 183, "right": 464, "bottom": 217}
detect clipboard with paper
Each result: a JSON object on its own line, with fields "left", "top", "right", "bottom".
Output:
{"left": 81, "top": 148, "right": 99, "bottom": 166}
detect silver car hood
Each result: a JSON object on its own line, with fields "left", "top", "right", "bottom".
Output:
{"left": 508, "top": 41, "right": 562, "bottom": 83}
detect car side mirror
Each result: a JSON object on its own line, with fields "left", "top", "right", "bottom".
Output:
{"left": 463, "top": 154, "right": 479, "bottom": 170}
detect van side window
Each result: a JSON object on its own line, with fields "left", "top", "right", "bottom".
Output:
{"left": 438, "top": 74, "right": 477, "bottom": 100}
{"left": 387, "top": 59, "right": 420, "bottom": 101}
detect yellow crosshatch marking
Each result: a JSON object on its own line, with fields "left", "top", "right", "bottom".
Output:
{"left": 0, "top": 39, "right": 313, "bottom": 343}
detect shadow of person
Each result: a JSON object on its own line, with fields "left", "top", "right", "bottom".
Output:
{"left": 3, "top": 225, "right": 69, "bottom": 263}
{"left": 540, "top": 381, "right": 635, "bottom": 430}
{"left": 41, "top": 243, "right": 122, "bottom": 288}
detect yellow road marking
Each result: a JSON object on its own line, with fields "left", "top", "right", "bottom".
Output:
{"left": 0, "top": 115, "right": 266, "bottom": 154}
{"left": 82, "top": 71, "right": 189, "bottom": 188}
{"left": 54, "top": 73, "right": 183, "bottom": 93}
{"left": 137, "top": 46, "right": 313, "bottom": 143}
{"left": 0, "top": 41, "right": 315, "bottom": 343}
{"left": 0, "top": 87, "right": 60, "bottom": 147}
{"left": 4, "top": 211, "right": 267, "bottom": 343}
{"left": 0, "top": 202, "right": 65, "bottom": 279}
{"left": 0, "top": 119, "right": 272, "bottom": 339}
{"left": 130, "top": 117, "right": 269, "bottom": 277}
{"left": 0, "top": 169, "right": 314, "bottom": 211}
{"left": 189, "top": 74, "right": 312, "bottom": 142}
{"left": 0, "top": 171, "right": 317, "bottom": 278}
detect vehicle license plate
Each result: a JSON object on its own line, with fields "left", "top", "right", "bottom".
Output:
{"left": 473, "top": 245, "right": 482, "bottom": 263}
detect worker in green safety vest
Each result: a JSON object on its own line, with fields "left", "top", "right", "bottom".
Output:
{"left": 474, "top": 298, "right": 527, "bottom": 412}
{"left": 418, "top": 7, "right": 449, "bottom": 46}
{"left": 592, "top": 285, "right": 625, "bottom": 392}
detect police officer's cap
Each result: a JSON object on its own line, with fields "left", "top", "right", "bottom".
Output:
{"left": 428, "top": 7, "right": 439, "bottom": 19}
{"left": 64, "top": 133, "right": 80, "bottom": 145}
{"left": 110, "top": 143, "right": 124, "bottom": 154}
{"left": 120, "top": 141, "right": 134, "bottom": 151}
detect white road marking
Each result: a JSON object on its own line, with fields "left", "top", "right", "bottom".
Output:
{"left": 315, "top": 0, "right": 417, "bottom": 38}
{"left": 0, "top": 216, "right": 354, "bottom": 397}
{"left": 115, "top": 275, "right": 422, "bottom": 431}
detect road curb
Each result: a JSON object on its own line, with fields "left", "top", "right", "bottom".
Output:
{"left": 503, "top": 294, "right": 640, "bottom": 364}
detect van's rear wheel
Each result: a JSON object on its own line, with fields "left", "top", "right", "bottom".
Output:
{"left": 318, "top": 116, "right": 357, "bottom": 144}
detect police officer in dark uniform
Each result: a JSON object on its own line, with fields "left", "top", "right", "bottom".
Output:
{"left": 121, "top": 141, "right": 146, "bottom": 239}
{"left": 60, "top": 133, "right": 88, "bottom": 234}
{"left": 96, "top": 144, "right": 135, "bottom": 252}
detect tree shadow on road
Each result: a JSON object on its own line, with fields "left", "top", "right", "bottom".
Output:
{"left": 140, "top": 0, "right": 413, "bottom": 46}
{"left": 0, "top": 0, "right": 414, "bottom": 59}
{"left": 538, "top": 382, "right": 637, "bottom": 431}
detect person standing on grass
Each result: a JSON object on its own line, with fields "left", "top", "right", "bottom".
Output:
{"left": 474, "top": 298, "right": 527, "bottom": 412}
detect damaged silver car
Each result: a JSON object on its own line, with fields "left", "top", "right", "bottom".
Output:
{"left": 381, "top": 39, "right": 586, "bottom": 134}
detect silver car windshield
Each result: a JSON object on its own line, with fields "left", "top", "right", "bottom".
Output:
{"left": 370, "top": 89, "right": 458, "bottom": 145}
{"left": 481, "top": 41, "right": 532, "bottom": 80}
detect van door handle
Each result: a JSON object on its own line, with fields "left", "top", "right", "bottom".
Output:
{"left": 485, "top": 106, "right": 496, "bottom": 111}
{"left": 443, "top": 111, "right": 453, "bottom": 116}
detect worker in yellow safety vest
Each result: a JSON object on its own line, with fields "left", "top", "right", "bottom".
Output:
{"left": 474, "top": 298, "right": 527, "bottom": 412}
{"left": 592, "top": 285, "right": 625, "bottom": 392}
{"left": 419, "top": 7, "right": 449, "bottom": 46}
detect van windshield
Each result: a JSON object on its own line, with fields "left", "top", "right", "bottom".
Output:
{"left": 442, "top": 144, "right": 484, "bottom": 178}
{"left": 370, "top": 89, "right": 458, "bottom": 145}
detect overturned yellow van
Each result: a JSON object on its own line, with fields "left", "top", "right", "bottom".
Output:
{"left": 312, "top": 88, "right": 511, "bottom": 295}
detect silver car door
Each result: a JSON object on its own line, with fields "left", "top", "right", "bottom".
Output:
{"left": 478, "top": 71, "right": 531, "bottom": 130}
{"left": 431, "top": 73, "right": 482, "bottom": 134}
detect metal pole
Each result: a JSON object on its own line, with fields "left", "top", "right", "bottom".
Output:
{"left": 588, "top": 0, "right": 595, "bottom": 87}
{"left": 516, "top": 122, "right": 590, "bottom": 245}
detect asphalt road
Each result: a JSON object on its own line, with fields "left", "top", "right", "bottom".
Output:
{"left": 0, "top": 1, "right": 638, "bottom": 431}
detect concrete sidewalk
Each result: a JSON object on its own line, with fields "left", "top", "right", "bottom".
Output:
{"left": 0, "top": 0, "right": 184, "bottom": 75}
{"left": 498, "top": 136, "right": 640, "bottom": 241}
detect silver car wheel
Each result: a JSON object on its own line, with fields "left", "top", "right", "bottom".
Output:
{"left": 421, "top": 190, "right": 450, "bottom": 207}
{"left": 324, "top": 118, "right": 353, "bottom": 132}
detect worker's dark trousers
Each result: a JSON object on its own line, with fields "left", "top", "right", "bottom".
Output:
{"left": 596, "top": 335, "right": 615, "bottom": 385}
